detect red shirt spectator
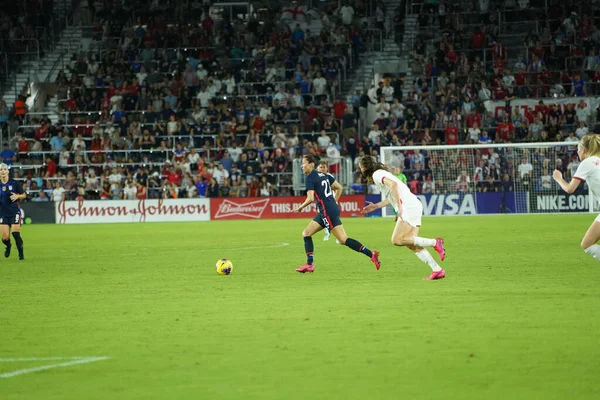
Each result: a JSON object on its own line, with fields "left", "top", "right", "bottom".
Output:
{"left": 465, "top": 111, "right": 482, "bottom": 128}
{"left": 472, "top": 30, "right": 485, "bottom": 49}
{"left": 496, "top": 120, "right": 515, "bottom": 142}
{"left": 167, "top": 170, "right": 182, "bottom": 186}
{"left": 46, "top": 158, "right": 57, "bottom": 177}
{"left": 306, "top": 103, "right": 319, "bottom": 120}
{"left": 445, "top": 124, "right": 459, "bottom": 145}
{"left": 65, "top": 96, "right": 77, "bottom": 112}
{"left": 332, "top": 99, "right": 347, "bottom": 120}
{"left": 18, "top": 137, "right": 30, "bottom": 154}
{"left": 492, "top": 41, "right": 507, "bottom": 62}
{"left": 35, "top": 123, "right": 49, "bottom": 140}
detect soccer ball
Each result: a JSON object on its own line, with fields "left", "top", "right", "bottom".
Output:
{"left": 216, "top": 258, "right": 233, "bottom": 275}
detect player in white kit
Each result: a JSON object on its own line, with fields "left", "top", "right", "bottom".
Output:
{"left": 358, "top": 156, "right": 446, "bottom": 280}
{"left": 553, "top": 134, "right": 600, "bottom": 261}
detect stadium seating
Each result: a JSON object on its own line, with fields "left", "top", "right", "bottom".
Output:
{"left": 2, "top": 0, "right": 600, "bottom": 200}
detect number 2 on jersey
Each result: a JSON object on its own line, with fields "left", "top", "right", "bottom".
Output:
{"left": 321, "top": 180, "right": 333, "bottom": 198}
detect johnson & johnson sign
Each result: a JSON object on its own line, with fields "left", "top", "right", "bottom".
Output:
{"left": 56, "top": 199, "right": 211, "bottom": 224}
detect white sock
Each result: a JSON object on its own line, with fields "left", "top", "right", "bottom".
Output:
{"left": 415, "top": 249, "right": 442, "bottom": 272}
{"left": 413, "top": 237, "right": 436, "bottom": 247}
{"left": 584, "top": 244, "right": 600, "bottom": 261}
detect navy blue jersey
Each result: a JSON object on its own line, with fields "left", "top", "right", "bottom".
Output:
{"left": 305, "top": 170, "right": 338, "bottom": 215}
{"left": 0, "top": 179, "right": 24, "bottom": 217}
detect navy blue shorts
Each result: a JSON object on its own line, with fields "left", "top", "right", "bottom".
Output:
{"left": 313, "top": 212, "right": 342, "bottom": 230}
{"left": 1, "top": 214, "right": 22, "bottom": 226}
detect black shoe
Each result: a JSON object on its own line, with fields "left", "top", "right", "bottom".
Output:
{"left": 4, "top": 245, "right": 11, "bottom": 258}
{"left": 17, "top": 247, "right": 23, "bottom": 260}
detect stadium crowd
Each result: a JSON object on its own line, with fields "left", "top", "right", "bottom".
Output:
{"left": 1, "top": 0, "right": 600, "bottom": 201}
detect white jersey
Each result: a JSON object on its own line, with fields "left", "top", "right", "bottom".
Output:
{"left": 372, "top": 169, "right": 420, "bottom": 212}
{"left": 574, "top": 156, "right": 600, "bottom": 203}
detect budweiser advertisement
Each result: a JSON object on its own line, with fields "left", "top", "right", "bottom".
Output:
{"left": 211, "top": 196, "right": 366, "bottom": 220}
{"left": 56, "top": 199, "right": 210, "bottom": 224}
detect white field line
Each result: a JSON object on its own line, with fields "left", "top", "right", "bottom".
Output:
{"left": 220, "top": 242, "right": 291, "bottom": 251}
{"left": 0, "top": 357, "right": 90, "bottom": 362}
{"left": 0, "top": 356, "right": 110, "bottom": 378}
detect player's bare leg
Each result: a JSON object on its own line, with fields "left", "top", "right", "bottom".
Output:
{"left": 393, "top": 221, "right": 445, "bottom": 280}
{"left": 330, "top": 225, "right": 380, "bottom": 270}
{"left": 11, "top": 223, "right": 23, "bottom": 260}
{"left": 581, "top": 220, "right": 600, "bottom": 261}
{"left": 297, "top": 221, "right": 323, "bottom": 273}
{"left": 1, "top": 224, "right": 10, "bottom": 258}
{"left": 391, "top": 218, "right": 445, "bottom": 261}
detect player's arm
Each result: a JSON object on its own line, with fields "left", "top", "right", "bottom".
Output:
{"left": 295, "top": 190, "right": 314, "bottom": 212}
{"left": 553, "top": 169, "right": 581, "bottom": 194}
{"left": 331, "top": 180, "right": 343, "bottom": 202}
{"left": 10, "top": 182, "right": 26, "bottom": 202}
{"left": 361, "top": 197, "right": 391, "bottom": 214}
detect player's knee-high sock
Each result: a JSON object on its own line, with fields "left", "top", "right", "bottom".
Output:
{"left": 345, "top": 238, "right": 373, "bottom": 258}
{"left": 304, "top": 236, "right": 314, "bottom": 265}
{"left": 584, "top": 244, "right": 600, "bottom": 261}
{"left": 2, "top": 238, "right": 10, "bottom": 247}
{"left": 415, "top": 249, "right": 442, "bottom": 271}
{"left": 413, "top": 237, "right": 437, "bottom": 247}
{"left": 12, "top": 232, "right": 23, "bottom": 248}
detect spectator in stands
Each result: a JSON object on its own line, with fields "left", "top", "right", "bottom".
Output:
{"left": 1, "top": 144, "right": 15, "bottom": 165}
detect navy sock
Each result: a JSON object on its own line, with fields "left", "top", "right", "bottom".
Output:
{"left": 345, "top": 238, "right": 373, "bottom": 258}
{"left": 12, "top": 232, "right": 23, "bottom": 248}
{"left": 303, "top": 236, "right": 314, "bottom": 265}
{"left": 2, "top": 238, "right": 10, "bottom": 247}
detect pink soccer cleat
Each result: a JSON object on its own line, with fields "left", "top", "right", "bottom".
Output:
{"left": 433, "top": 238, "right": 445, "bottom": 261}
{"left": 296, "top": 264, "right": 315, "bottom": 273}
{"left": 425, "top": 269, "right": 446, "bottom": 280}
{"left": 370, "top": 250, "right": 381, "bottom": 270}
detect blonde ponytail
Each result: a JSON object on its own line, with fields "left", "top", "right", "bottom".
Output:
{"left": 580, "top": 134, "right": 600, "bottom": 158}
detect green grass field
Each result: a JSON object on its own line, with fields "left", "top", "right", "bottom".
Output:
{"left": 1, "top": 215, "right": 599, "bottom": 400}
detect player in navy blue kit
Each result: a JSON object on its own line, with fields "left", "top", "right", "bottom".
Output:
{"left": 293, "top": 155, "right": 380, "bottom": 273}
{"left": 0, "top": 163, "right": 26, "bottom": 260}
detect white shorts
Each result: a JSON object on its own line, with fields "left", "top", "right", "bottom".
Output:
{"left": 400, "top": 202, "right": 423, "bottom": 227}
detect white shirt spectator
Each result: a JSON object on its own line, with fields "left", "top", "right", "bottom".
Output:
{"left": 228, "top": 146, "right": 243, "bottom": 162}
{"left": 188, "top": 152, "right": 201, "bottom": 165}
{"left": 136, "top": 71, "right": 147, "bottom": 86}
{"left": 382, "top": 86, "right": 394, "bottom": 102}
{"left": 71, "top": 137, "right": 86, "bottom": 151}
{"left": 313, "top": 77, "right": 327, "bottom": 95}
{"left": 479, "top": 0, "right": 490, "bottom": 13}
{"left": 260, "top": 106, "right": 272, "bottom": 120}
{"left": 518, "top": 0, "right": 530, "bottom": 8}
{"left": 124, "top": 184, "right": 137, "bottom": 200}
{"left": 390, "top": 102, "right": 405, "bottom": 119}
{"left": 502, "top": 74, "right": 515, "bottom": 88}
{"left": 576, "top": 106, "right": 591, "bottom": 124}
{"left": 213, "top": 167, "right": 229, "bottom": 185}
{"left": 468, "top": 127, "right": 481, "bottom": 142}
{"left": 326, "top": 144, "right": 341, "bottom": 163}
{"left": 273, "top": 91, "right": 290, "bottom": 107}
{"left": 317, "top": 134, "right": 331, "bottom": 150}
{"left": 59, "top": 150, "right": 70, "bottom": 168}
{"left": 575, "top": 126, "right": 589, "bottom": 138}
{"left": 518, "top": 161, "right": 533, "bottom": 178}
{"left": 223, "top": 77, "right": 236, "bottom": 94}
{"left": 52, "top": 187, "right": 66, "bottom": 202}
{"left": 197, "top": 90, "right": 214, "bottom": 108}
{"left": 368, "top": 128, "right": 382, "bottom": 143}
{"left": 196, "top": 66, "right": 208, "bottom": 80}
{"left": 109, "top": 172, "right": 123, "bottom": 189}
{"left": 340, "top": 5, "right": 355, "bottom": 25}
